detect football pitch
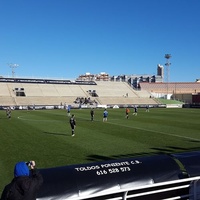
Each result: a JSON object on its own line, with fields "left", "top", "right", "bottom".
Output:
{"left": 0, "top": 107, "right": 200, "bottom": 193}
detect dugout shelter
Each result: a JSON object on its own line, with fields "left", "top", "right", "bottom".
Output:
{"left": 37, "top": 151, "right": 200, "bottom": 200}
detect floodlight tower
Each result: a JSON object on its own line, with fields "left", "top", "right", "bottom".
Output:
{"left": 8, "top": 63, "right": 19, "bottom": 77}
{"left": 164, "top": 54, "right": 171, "bottom": 98}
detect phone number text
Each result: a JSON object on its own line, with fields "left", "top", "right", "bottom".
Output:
{"left": 96, "top": 167, "right": 131, "bottom": 175}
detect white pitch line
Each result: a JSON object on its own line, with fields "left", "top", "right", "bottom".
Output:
{"left": 17, "top": 116, "right": 63, "bottom": 122}
{"left": 76, "top": 116, "right": 200, "bottom": 141}
{"left": 106, "top": 120, "right": 200, "bottom": 142}
{"left": 17, "top": 115, "right": 200, "bottom": 142}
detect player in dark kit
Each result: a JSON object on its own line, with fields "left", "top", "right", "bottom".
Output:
{"left": 90, "top": 108, "right": 94, "bottom": 121}
{"left": 69, "top": 114, "right": 76, "bottom": 136}
{"left": 133, "top": 106, "right": 138, "bottom": 116}
{"left": 6, "top": 107, "right": 11, "bottom": 119}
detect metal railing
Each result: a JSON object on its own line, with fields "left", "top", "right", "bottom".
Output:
{"left": 71, "top": 176, "right": 200, "bottom": 200}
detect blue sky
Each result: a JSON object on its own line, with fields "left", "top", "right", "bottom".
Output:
{"left": 0, "top": 0, "right": 200, "bottom": 82}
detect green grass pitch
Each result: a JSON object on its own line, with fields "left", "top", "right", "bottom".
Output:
{"left": 0, "top": 107, "right": 200, "bottom": 193}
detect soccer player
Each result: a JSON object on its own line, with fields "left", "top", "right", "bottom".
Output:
{"left": 6, "top": 107, "right": 11, "bottom": 119}
{"left": 69, "top": 114, "right": 76, "bottom": 136}
{"left": 90, "top": 108, "right": 94, "bottom": 121}
{"left": 67, "top": 105, "right": 71, "bottom": 117}
{"left": 103, "top": 109, "right": 108, "bottom": 122}
{"left": 133, "top": 106, "right": 138, "bottom": 116}
{"left": 125, "top": 107, "right": 130, "bottom": 119}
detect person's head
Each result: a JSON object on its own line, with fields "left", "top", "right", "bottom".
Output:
{"left": 14, "top": 162, "right": 30, "bottom": 177}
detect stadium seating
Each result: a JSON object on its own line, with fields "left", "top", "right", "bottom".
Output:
{"left": 0, "top": 80, "right": 158, "bottom": 106}
{"left": 5, "top": 79, "right": 199, "bottom": 106}
{"left": 0, "top": 83, "right": 11, "bottom": 96}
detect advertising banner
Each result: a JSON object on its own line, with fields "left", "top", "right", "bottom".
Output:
{"left": 38, "top": 154, "right": 181, "bottom": 199}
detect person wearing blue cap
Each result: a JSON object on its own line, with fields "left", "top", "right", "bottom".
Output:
{"left": 1, "top": 160, "right": 43, "bottom": 200}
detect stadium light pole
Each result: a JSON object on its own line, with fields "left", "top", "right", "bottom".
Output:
{"left": 8, "top": 63, "right": 19, "bottom": 77}
{"left": 164, "top": 54, "right": 171, "bottom": 99}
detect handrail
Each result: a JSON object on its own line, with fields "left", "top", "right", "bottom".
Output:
{"left": 71, "top": 176, "right": 200, "bottom": 200}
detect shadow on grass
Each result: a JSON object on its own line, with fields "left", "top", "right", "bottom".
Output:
{"left": 0, "top": 117, "right": 10, "bottom": 120}
{"left": 189, "top": 140, "right": 200, "bottom": 143}
{"left": 87, "top": 152, "right": 154, "bottom": 162}
{"left": 43, "top": 131, "right": 71, "bottom": 137}
{"left": 86, "top": 146, "right": 200, "bottom": 163}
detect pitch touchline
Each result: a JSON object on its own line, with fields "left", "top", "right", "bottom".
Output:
{"left": 106, "top": 120, "right": 200, "bottom": 142}
{"left": 17, "top": 115, "right": 200, "bottom": 142}
{"left": 76, "top": 116, "right": 200, "bottom": 142}
{"left": 17, "top": 116, "right": 63, "bottom": 122}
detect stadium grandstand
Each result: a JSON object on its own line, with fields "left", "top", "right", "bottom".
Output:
{"left": 0, "top": 76, "right": 157, "bottom": 108}
{"left": 0, "top": 70, "right": 200, "bottom": 108}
